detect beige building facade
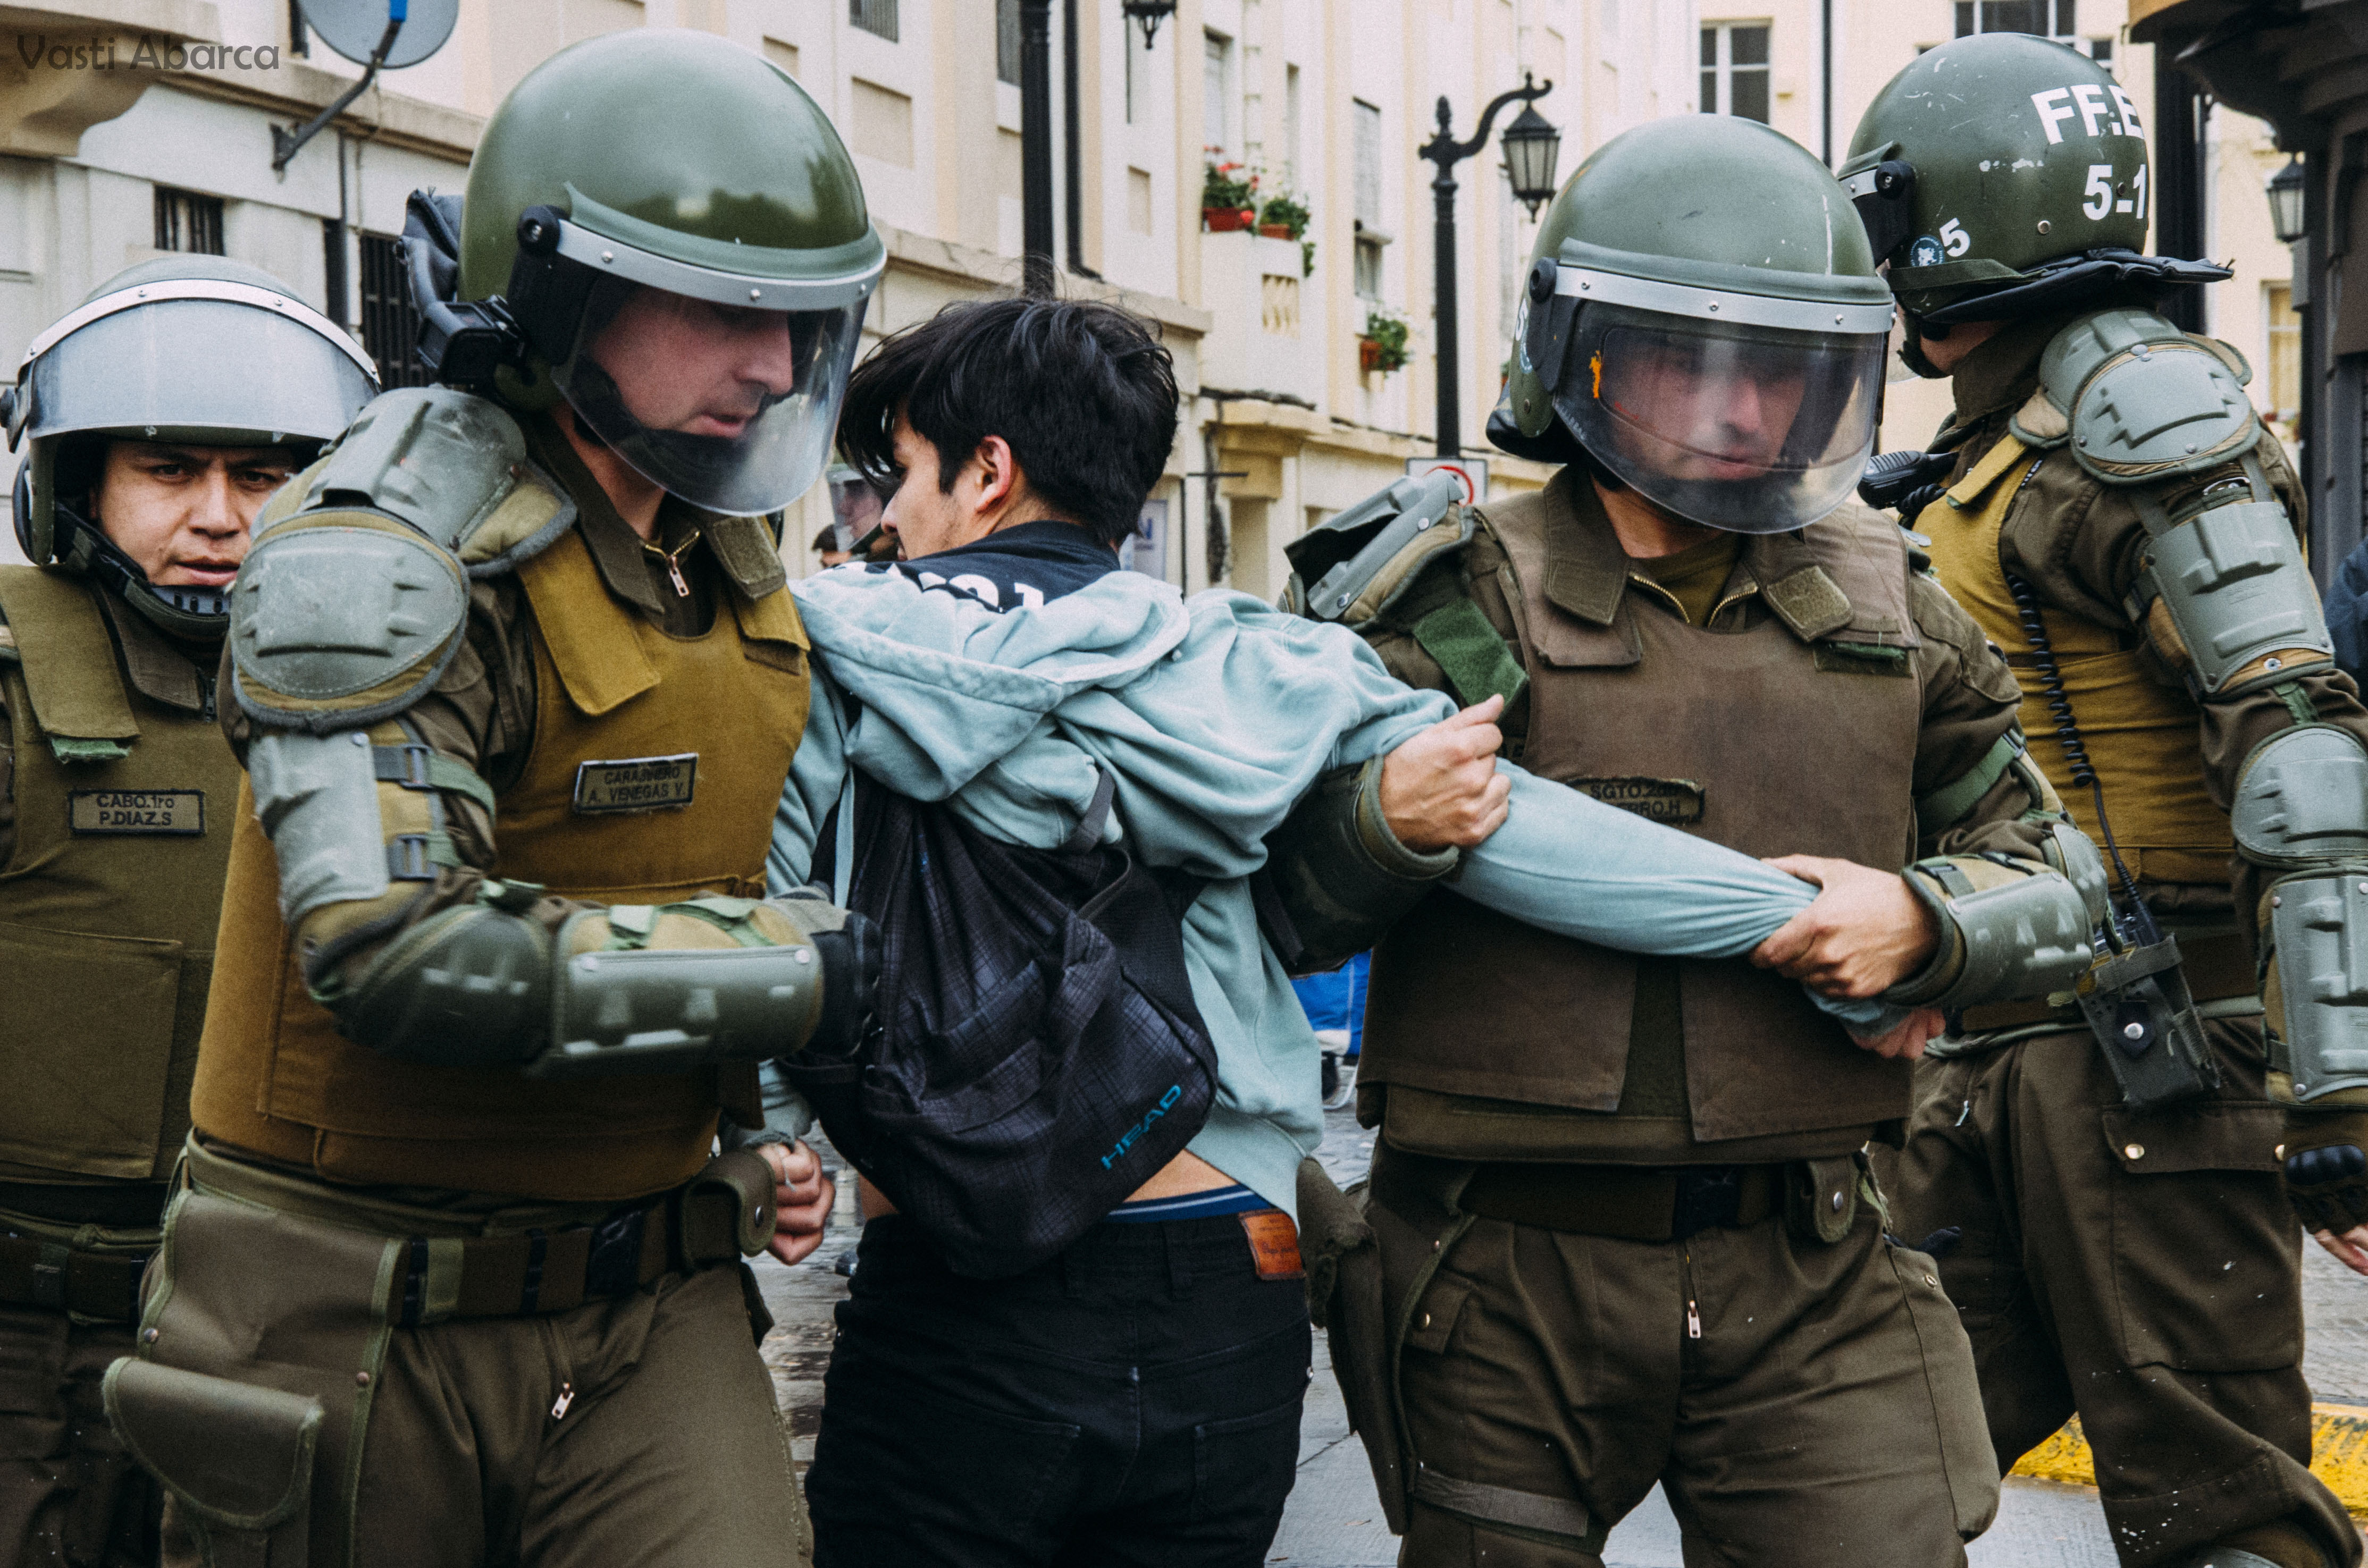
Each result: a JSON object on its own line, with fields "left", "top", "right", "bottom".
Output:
{"left": 0, "top": 0, "right": 2289, "bottom": 585}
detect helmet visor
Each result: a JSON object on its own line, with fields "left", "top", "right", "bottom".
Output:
{"left": 1553, "top": 302, "right": 1886, "bottom": 534}
{"left": 20, "top": 296, "right": 377, "bottom": 449}
{"left": 551, "top": 276, "right": 867, "bottom": 517}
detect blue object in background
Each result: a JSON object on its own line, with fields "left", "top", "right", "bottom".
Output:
{"left": 2331, "top": 535, "right": 2368, "bottom": 693}
{"left": 1291, "top": 951, "right": 1370, "bottom": 1057}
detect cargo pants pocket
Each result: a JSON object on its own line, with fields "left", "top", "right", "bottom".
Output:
{"left": 1314, "top": 1177, "right": 1409, "bottom": 1535}
{"left": 1884, "top": 1240, "right": 2002, "bottom": 1541}
{"left": 104, "top": 1359, "right": 321, "bottom": 1567}
{"left": 2101, "top": 1103, "right": 2298, "bottom": 1372}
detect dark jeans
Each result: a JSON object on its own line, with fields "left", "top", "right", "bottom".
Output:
{"left": 807, "top": 1212, "right": 1312, "bottom": 1568}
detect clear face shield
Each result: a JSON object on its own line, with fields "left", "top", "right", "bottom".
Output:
{"left": 549, "top": 274, "right": 869, "bottom": 517}
{"left": 1554, "top": 302, "right": 1888, "bottom": 534}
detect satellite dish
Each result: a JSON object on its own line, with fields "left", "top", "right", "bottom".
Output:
{"left": 298, "top": 0, "right": 458, "bottom": 70}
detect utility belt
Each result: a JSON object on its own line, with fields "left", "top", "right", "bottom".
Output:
{"left": 185, "top": 1139, "right": 776, "bottom": 1327}
{"left": 1956, "top": 929, "right": 2255, "bottom": 1034}
{"left": 0, "top": 1185, "right": 167, "bottom": 1322}
{"left": 1460, "top": 1159, "right": 1843, "bottom": 1245}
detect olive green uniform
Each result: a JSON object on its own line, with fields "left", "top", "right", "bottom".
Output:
{"left": 123, "top": 414, "right": 816, "bottom": 1568}
{"left": 0, "top": 571, "right": 238, "bottom": 1568}
{"left": 1341, "top": 471, "right": 2044, "bottom": 1566}
{"left": 1889, "top": 311, "right": 2367, "bottom": 1568}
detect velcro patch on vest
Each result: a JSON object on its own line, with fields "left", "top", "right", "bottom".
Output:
{"left": 66, "top": 789, "right": 204, "bottom": 836}
{"left": 571, "top": 754, "right": 698, "bottom": 814}
{"left": 1565, "top": 776, "right": 1706, "bottom": 825}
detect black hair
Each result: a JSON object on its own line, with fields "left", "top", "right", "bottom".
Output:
{"left": 837, "top": 297, "right": 1179, "bottom": 549}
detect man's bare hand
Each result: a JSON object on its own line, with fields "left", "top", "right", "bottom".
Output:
{"left": 1851, "top": 1007, "right": 1945, "bottom": 1060}
{"left": 2313, "top": 1227, "right": 2368, "bottom": 1278}
{"left": 1380, "top": 695, "right": 1512, "bottom": 853}
{"left": 1750, "top": 855, "right": 1940, "bottom": 999}
{"left": 757, "top": 1139, "right": 836, "bottom": 1268}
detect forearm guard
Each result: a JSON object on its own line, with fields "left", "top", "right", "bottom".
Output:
{"left": 2235, "top": 726, "right": 2368, "bottom": 1103}
{"left": 331, "top": 887, "right": 872, "bottom": 1076}
{"left": 1885, "top": 849, "right": 2095, "bottom": 1013}
{"left": 1262, "top": 757, "right": 1458, "bottom": 975}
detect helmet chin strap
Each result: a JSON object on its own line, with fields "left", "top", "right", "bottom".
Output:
{"left": 54, "top": 501, "right": 231, "bottom": 635}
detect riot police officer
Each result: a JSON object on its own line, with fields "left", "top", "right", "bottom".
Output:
{"left": 0, "top": 256, "right": 376, "bottom": 1566}
{"left": 1288, "top": 114, "right": 2105, "bottom": 1567}
{"left": 1848, "top": 33, "right": 2368, "bottom": 1568}
{"left": 106, "top": 32, "right": 878, "bottom": 1567}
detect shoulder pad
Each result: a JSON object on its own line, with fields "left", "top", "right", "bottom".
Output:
{"left": 2034, "top": 308, "right": 2262, "bottom": 486}
{"left": 1283, "top": 470, "right": 1469, "bottom": 628}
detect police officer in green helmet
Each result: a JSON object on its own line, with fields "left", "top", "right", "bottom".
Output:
{"left": 0, "top": 255, "right": 375, "bottom": 1566}
{"left": 1287, "top": 112, "right": 2114, "bottom": 1566}
{"left": 1848, "top": 33, "right": 2368, "bottom": 1568}
{"left": 105, "top": 31, "right": 881, "bottom": 1568}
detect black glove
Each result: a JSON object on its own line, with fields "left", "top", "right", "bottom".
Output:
{"left": 805, "top": 909, "right": 884, "bottom": 1061}
{"left": 2283, "top": 1110, "right": 2368, "bottom": 1234}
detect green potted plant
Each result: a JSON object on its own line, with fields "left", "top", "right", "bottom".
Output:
{"left": 1201, "top": 157, "right": 1257, "bottom": 232}
{"left": 1257, "top": 189, "right": 1309, "bottom": 241}
{"left": 1358, "top": 308, "right": 1409, "bottom": 374}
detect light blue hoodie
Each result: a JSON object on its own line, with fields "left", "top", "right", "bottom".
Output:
{"left": 767, "top": 549, "right": 1887, "bottom": 1224}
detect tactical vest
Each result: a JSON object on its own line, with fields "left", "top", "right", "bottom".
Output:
{"left": 1362, "top": 477, "right": 1923, "bottom": 1153}
{"left": 0, "top": 569, "right": 240, "bottom": 1183}
{"left": 192, "top": 525, "right": 811, "bottom": 1201}
{"left": 1918, "top": 431, "right": 2230, "bottom": 888}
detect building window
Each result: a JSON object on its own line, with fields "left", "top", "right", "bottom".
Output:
{"left": 1353, "top": 98, "right": 1385, "bottom": 299}
{"left": 850, "top": 0, "right": 897, "bottom": 43}
{"left": 1204, "top": 32, "right": 1232, "bottom": 154}
{"left": 359, "top": 233, "right": 429, "bottom": 390}
{"left": 154, "top": 188, "right": 224, "bottom": 255}
{"left": 996, "top": 0, "right": 1019, "bottom": 86}
{"left": 2268, "top": 281, "right": 2300, "bottom": 439}
{"left": 1699, "top": 23, "right": 1771, "bottom": 122}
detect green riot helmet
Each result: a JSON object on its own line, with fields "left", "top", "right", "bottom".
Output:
{"left": 1497, "top": 115, "right": 1895, "bottom": 534}
{"left": 3, "top": 256, "right": 379, "bottom": 638}
{"left": 1843, "top": 34, "right": 2226, "bottom": 328}
{"left": 427, "top": 28, "right": 884, "bottom": 517}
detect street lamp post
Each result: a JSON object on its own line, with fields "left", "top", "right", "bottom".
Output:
{"left": 1019, "top": 0, "right": 1056, "bottom": 297}
{"left": 1418, "top": 75, "right": 1560, "bottom": 457}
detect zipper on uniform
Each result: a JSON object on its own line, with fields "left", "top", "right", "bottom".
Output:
{"left": 551, "top": 1381, "right": 574, "bottom": 1419}
{"left": 1682, "top": 1246, "right": 1702, "bottom": 1340}
{"left": 644, "top": 530, "right": 701, "bottom": 598}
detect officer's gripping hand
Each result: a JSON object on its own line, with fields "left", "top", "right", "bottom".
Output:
{"left": 757, "top": 1138, "right": 838, "bottom": 1268}
{"left": 1750, "top": 855, "right": 1941, "bottom": 1000}
{"left": 2284, "top": 1110, "right": 2368, "bottom": 1277}
{"left": 1852, "top": 1007, "right": 1947, "bottom": 1060}
{"left": 1378, "top": 696, "right": 1511, "bottom": 853}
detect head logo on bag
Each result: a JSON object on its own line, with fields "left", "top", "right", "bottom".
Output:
{"left": 1102, "top": 1084, "right": 1187, "bottom": 1171}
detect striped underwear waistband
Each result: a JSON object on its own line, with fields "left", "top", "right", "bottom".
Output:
{"left": 1102, "top": 1183, "right": 1270, "bottom": 1224}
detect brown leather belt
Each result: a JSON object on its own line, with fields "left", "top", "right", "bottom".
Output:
{"left": 1462, "top": 1162, "right": 1786, "bottom": 1244}
{"left": 0, "top": 1234, "right": 148, "bottom": 1322}
{"left": 1959, "top": 930, "right": 2255, "bottom": 1034}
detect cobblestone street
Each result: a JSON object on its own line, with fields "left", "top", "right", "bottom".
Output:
{"left": 756, "top": 1108, "right": 2368, "bottom": 1567}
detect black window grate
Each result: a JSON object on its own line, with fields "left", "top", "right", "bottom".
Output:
{"left": 851, "top": 0, "right": 898, "bottom": 42}
{"left": 154, "top": 188, "right": 224, "bottom": 255}
{"left": 359, "top": 232, "right": 430, "bottom": 389}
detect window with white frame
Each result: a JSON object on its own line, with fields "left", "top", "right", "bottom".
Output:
{"left": 1204, "top": 32, "right": 1232, "bottom": 155}
{"left": 1353, "top": 98, "right": 1385, "bottom": 299}
{"left": 1699, "top": 23, "right": 1770, "bottom": 122}
{"left": 2268, "top": 281, "right": 2299, "bottom": 436}
{"left": 1954, "top": 0, "right": 2114, "bottom": 58}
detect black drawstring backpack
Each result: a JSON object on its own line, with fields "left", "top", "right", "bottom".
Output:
{"left": 779, "top": 765, "right": 1219, "bottom": 1278}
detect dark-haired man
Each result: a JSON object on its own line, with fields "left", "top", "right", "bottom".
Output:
{"left": 767, "top": 296, "right": 2091, "bottom": 1567}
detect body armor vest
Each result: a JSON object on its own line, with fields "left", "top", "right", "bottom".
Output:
{"left": 1363, "top": 477, "right": 1922, "bottom": 1153}
{"left": 1918, "top": 431, "right": 2230, "bottom": 888}
{"left": 0, "top": 569, "right": 240, "bottom": 1183}
{"left": 192, "top": 526, "right": 810, "bottom": 1201}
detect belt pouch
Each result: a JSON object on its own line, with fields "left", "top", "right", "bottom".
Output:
{"left": 1786, "top": 1158, "right": 1858, "bottom": 1245}
{"left": 104, "top": 1358, "right": 322, "bottom": 1567}
{"left": 678, "top": 1148, "right": 779, "bottom": 1266}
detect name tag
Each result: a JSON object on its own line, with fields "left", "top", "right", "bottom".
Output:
{"left": 68, "top": 789, "right": 205, "bottom": 836}
{"left": 1566, "top": 775, "right": 1706, "bottom": 825}
{"left": 572, "top": 753, "right": 698, "bottom": 814}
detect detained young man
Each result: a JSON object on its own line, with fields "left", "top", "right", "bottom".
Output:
{"left": 764, "top": 298, "right": 1942, "bottom": 1567}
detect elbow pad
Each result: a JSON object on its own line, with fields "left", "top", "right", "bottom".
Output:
{"left": 2128, "top": 474, "right": 2331, "bottom": 699}
{"left": 2235, "top": 726, "right": 2368, "bottom": 1102}
{"left": 1261, "top": 758, "right": 1458, "bottom": 975}
{"left": 1886, "top": 856, "right": 2095, "bottom": 1013}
